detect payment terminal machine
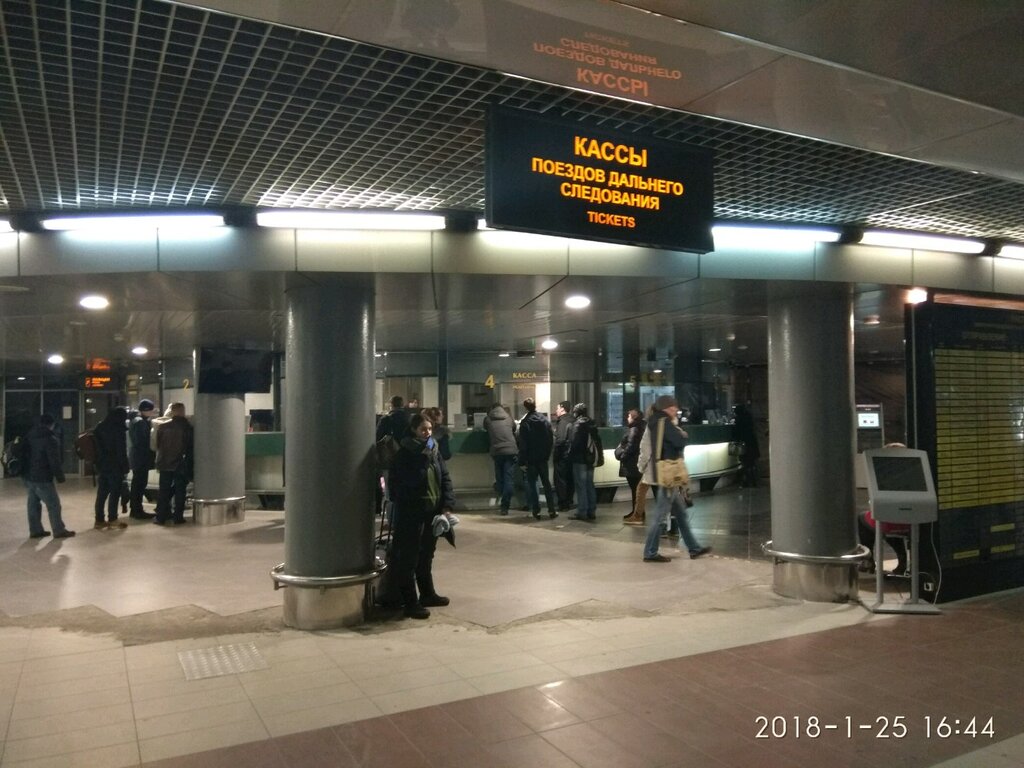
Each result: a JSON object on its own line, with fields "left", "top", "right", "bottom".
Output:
{"left": 863, "top": 447, "right": 941, "bottom": 615}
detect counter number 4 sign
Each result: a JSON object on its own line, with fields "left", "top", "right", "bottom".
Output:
{"left": 485, "top": 374, "right": 495, "bottom": 389}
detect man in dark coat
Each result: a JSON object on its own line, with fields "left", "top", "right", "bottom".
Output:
{"left": 23, "top": 414, "right": 75, "bottom": 539}
{"left": 517, "top": 398, "right": 557, "bottom": 519}
{"left": 483, "top": 402, "right": 517, "bottom": 515}
{"left": 154, "top": 403, "right": 194, "bottom": 525}
{"left": 552, "top": 400, "right": 575, "bottom": 511}
{"left": 93, "top": 406, "right": 130, "bottom": 529}
{"left": 127, "top": 399, "right": 157, "bottom": 519}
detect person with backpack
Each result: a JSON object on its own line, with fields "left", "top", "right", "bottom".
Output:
{"left": 567, "top": 403, "right": 602, "bottom": 521}
{"left": 23, "top": 413, "right": 75, "bottom": 539}
{"left": 92, "top": 406, "right": 130, "bottom": 530}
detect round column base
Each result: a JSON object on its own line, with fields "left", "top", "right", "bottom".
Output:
{"left": 772, "top": 560, "right": 859, "bottom": 602}
{"left": 193, "top": 496, "right": 246, "bottom": 525}
{"left": 282, "top": 582, "right": 367, "bottom": 629}
{"left": 762, "top": 541, "right": 870, "bottom": 603}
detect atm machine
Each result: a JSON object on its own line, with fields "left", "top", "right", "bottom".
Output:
{"left": 855, "top": 404, "right": 883, "bottom": 488}
{"left": 863, "top": 447, "right": 941, "bottom": 615}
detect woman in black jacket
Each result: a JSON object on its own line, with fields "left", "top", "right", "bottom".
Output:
{"left": 387, "top": 413, "right": 457, "bottom": 619}
{"left": 616, "top": 409, "right": 647, "bottom": 524}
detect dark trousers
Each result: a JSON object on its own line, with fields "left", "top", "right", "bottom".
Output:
{"left": 389, "top": 505, "right": 440, "bottom": 606}
{"left": 95, "top": 471, "right": 126, "bottom": 522}
{"left": 626, "top": 472, "right": 641, "bottom": 510}
{"left": 157, "top": 469, "right": 188, "bottom": 522}
{"left": 523, "top": 460, "right": 555, "bottom": 513}
{"left": 129, "top": 465, "right": 150, "bottom": 514}
{"left": 553, "top": 452, "right": 574, "bottom": 509}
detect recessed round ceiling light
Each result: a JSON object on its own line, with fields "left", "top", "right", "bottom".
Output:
{"left": 498, "top": 352, "right": 510, "bottom": 357}
{"left": 738, "top": 344, "right": 748, "bottom": 351}
{"left": 565, "top": 295, "right": 591, "bottom": 309}
{"left": 79, "top": 294, "right": 109, "bottom": 310}
{"left": 726, "top": 332, "right": 736, "bottom": 341}
{"left": 131, "top": 346, "right": 148, "bottom": 355}
{"left": 17, "top": 376, "right": 26, "bottom": 381}
{"left": 708, "top": 347, "right": 722, "bottom": 353}
{"left": 863, "top": 314, "right": 881, "bottom": 325}
{"left": 541, "top": 339, "right": 558, "bottom": 350}
{"left": 47, "top": 353, "right": 64, "bottom": 365}
{"left": 653, "top": 368, "right": 663, "bottom": 374}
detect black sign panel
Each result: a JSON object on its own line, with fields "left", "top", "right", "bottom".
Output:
{"left": 485, "top": 105, "right": 713, "bottom": 252}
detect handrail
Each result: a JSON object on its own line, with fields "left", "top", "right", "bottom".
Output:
{"left": 762, "top": 540, "right": 871, "bottom": 566}
{"left": 270, "top": 556, "right": 387, "bottom": 591}
{"left": 193, "top": 495, "right": 247, "bottom": 505}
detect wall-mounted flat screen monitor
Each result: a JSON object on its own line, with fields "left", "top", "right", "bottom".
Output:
{"left": 198, "top": 348, "right": 273, "bottom": 394}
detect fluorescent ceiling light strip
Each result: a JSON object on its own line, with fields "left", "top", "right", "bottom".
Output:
{"left": 256, "top": 211, "right": 446, "bottom": 230}
{"left": 860, "top": 230, "right": 984, "bottom": 254}
{"left": 0, "top": 219, "right": 12, "bottom": 233}
{"left": 998, "top": 244, "right": 1024, "bottom": 260}
{"left": 42, "top": 214, "right": 225, "bottom": 231}
{"left": 712, "top": 225, "right": 841, "bottom": 246}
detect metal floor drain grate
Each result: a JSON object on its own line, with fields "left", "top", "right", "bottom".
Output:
{"left": 178, "top": 642, "right": 269, "bottom": 681}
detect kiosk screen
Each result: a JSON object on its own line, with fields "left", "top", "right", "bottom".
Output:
{"left": 871, "top": 456, "right": 928, "bottom": 492}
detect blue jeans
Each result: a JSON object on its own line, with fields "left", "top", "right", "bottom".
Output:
{"left": 492, "top": 455, "right": 516, "bottom": 511}
{"left": 643, "top": 485, "right": 700, "bottom": 559}
{"left": 23, "top": 479, "right": 69, "bottom": 536}
{"left": 572, "top": 463, "right": 596, "bottom": 518}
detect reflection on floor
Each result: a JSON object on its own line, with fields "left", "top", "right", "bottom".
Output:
{"left": 0, "top": 477, "right": 1019, "bottom": 767}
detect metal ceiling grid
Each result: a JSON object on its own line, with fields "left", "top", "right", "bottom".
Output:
{"left": 1, "top": 0, "right": 1024, "bottom": 243}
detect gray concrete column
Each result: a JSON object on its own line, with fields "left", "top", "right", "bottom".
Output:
{"left": 278, "top": 275, "right": 377, "bottom": 628}
{"left": 193, "top": 391, "right": 246, "bottom": 523}
{"left": 767, "top": 283, "right": 862, "bottom": 601}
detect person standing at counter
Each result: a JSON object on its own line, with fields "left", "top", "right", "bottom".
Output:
{"left": 388, "top": 414, "right": 456, "bottom": 619}
{"left": 552, "top": 401, "right": 575, "bottom": 512}
{"left": 617, "top": 408, "right": 647, "bottom": 525}
{"left": 567, "top": 403, "right": 601, "bottom": 521}
{"left": 732, "top": 402, "right": 760, "bottom": 488}
{"left": 483, "top": 402, "right": 517, "bottom": 516}
{"left": 517, "top": 398, "right": 557, "bottom": 519}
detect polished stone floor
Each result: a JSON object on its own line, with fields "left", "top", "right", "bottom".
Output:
{"left": 0, "top": 477, "right": 1020, "bottom": 767}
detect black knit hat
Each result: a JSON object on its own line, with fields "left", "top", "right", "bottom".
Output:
{"left": 138, "top": 399, "right": 156, "bottom": 412}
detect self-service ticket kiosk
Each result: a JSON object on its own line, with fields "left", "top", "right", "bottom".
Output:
{"left": 863, "top": 447, "right": 941, "bottom": 615}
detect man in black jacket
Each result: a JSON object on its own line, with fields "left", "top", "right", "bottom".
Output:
{"left": 23, "top": 414, "right": 75, "bottom": 539}
{"left": 552, "top": 400, "right": 574, "bottom": 511}
{"left": 517, "top": 398, "right": 557, "bottom": 519}
{"left": 93, "top": 406, "right": 130, "bottom": 530}
{"left": 127, "top": 399, "right": 158, "bottom": 520}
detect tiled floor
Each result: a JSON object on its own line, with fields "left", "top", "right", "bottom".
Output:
{"left": 1, "top": 477, "right": 1021, "bottom": 767}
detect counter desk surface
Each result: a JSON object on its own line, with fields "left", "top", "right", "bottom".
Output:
{"left": 240, "top": 426, "right": 740, "bottom": 501}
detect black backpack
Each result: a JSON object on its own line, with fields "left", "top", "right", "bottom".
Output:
{"left": 1, "top": 436, "right": 29, "bottom": 477}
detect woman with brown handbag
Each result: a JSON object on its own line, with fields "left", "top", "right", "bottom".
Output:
{"left": 642, "top": 395, "right": 711, "bottom": 563}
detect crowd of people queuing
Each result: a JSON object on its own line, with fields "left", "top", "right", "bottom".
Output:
{"left": 376, "top": 393, "right": 720, "bottom": 620}
{"left": 13, "top": 400, "right": 194, "bottom": 540}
